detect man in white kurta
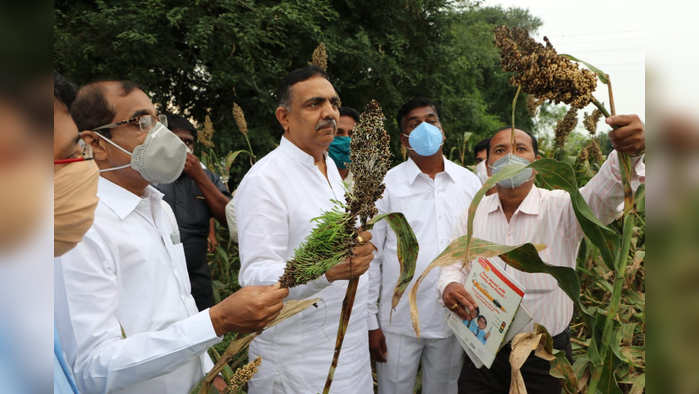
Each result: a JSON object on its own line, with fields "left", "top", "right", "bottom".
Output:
{"left": 439, "top": 121, "right": 645, "bottom": 393}
{"left": 56, "top": 81, "right": 287, "bottom": 393}
{"left": 368, "top": 98, "right": 481, "bottom": 393}
{"left": 234, "top": 66, "right": 375, "bottom": 393}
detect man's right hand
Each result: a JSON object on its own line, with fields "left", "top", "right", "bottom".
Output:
{"left": 325, "top": 230, "right": 374, "bottom": 282}
{"left": 442, "top": 282, "right": 478, "bottom": 321}
{"left": 209, "top": 284, "right": 289, "bottom": 336}
{"left": 368, "top": 328, "right": 388, "bottom": 363}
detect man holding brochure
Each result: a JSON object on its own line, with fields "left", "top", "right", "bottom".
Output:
{"left": 439, "top": 116, "right": 645, "bottom": 393}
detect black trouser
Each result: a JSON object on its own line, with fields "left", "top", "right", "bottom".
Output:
{"left": 182, "top": 236, "right": 215, "bottom": 311}
{"left": 458, "top": 328, "right": 573, "bottom": 394}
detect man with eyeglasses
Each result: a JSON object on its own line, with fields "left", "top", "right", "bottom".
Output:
{"left": 156, "top": 114, "right": 231, "bottom": 311}
{"left": 55, "top": 80, "right": 288, "bottom": 394}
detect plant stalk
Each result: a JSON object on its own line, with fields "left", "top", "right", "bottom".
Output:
{"left": 322, "top": 278, "right": 359, "bottom": 394}
{"left": 243, "top": 134, "right": 256, "bottom": 165}
{"left": 511, "top": 85, "right": 521, "bottom": 153}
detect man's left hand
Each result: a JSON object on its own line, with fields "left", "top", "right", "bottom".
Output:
{"left": 183, "top": 152, "right": 206, "bottom": 180}
{"left": 607, "top": 114, "right": 645, "bottom": 155}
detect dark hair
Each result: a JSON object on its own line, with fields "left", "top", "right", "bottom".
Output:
{"left": 473, "top": 138, "right": 490, "bottom": 158}
{"left": 277, "top": 65, "right": 331, "bottom": 107}
{"left": 166, "top": 113, "right": 197, "bottom": 138}
{"left": 53, "top": 72, "right": 77, "bottom": 109}
{"left": 70, "top": 80, "right": 139, "bottom": 137}
{"left": 477, "top": 315, "right": 487, "bottom": 326}
{"left": 396, "top": 97, "right": 439, "bottom": 132}
{"left": 339, "top": 106, "right": 360, "bottom": 123}
{"left": 486, "top": 128, "right": 539, "bottom": 160}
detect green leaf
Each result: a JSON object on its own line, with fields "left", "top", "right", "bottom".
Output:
{"left": 499, "top": 242, "right": 580, "bottom": 306}
{"left": 560, "top": 54, "right": 609, "bottom": 84}
{"left": 530, "top": 159, "right": 620, "bottom": 271}
{"left": 550, "top": 350, "right": 578, "bottom": 394}
{"left": 369, "top": 212, "right": 418, "bottom": 309}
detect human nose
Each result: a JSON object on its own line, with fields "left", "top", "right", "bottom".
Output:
{"left": 320, "top": 101, "right": 339, "bottom": 121}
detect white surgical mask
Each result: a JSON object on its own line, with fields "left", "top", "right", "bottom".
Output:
{"left": 489, "top": 154, "right": 534, "bottom": 188}
{"left": 96, "top": 122, "right": 187, "bottom": 184}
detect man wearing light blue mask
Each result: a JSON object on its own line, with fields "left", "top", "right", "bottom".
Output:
{"left": 328, "top": 106, "right": 359, "bottom": 182}
{"left": 440, "top": 121, "right": 646, "bottom": 393}
{"left": 367, "top": 97, "right": 482, "bottom": 394}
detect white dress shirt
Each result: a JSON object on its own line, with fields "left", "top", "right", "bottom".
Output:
{"left": 439, "top": 151, "right": 645, "bottom": 336}
{"left": 234, "top": 136, "right": 372, "bottom": 393}
{"left": 55, "top": 177, "right": 220, "bottom": 394}
{"left": 368, "top": 157, "right": 482, "bottom": 338}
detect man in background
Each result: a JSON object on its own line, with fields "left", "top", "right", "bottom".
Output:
{"left": 156, "top": 114, "right": 231, "bottom": 310}
{"left": 368, "top": 97, "right": 481, "bottom": 394}
{"left": 473, "top": 137, "right": 489, "bottom": 185}
{"left": 328, "top": 106, "right": 359, "bottom": 182}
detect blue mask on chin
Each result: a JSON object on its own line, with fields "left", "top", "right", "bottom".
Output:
{"left": 404, "top": 122, "right": 443, "bottom": 157}
{"left": 328, "top": 136, "right": 351, "bottom": 170}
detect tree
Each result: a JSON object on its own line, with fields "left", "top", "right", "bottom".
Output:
{"left": 55, "top": 0, "right": 542, "bottom": 181}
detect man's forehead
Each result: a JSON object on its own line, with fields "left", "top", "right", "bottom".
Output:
{"left": 101, "top": 84, "right": 155, "bottom": 121}
{"left": 290, "top": 76, "right": 338, "bottom": 101}
{"left": 406, "top": 106, "right": 437, "bottom": 119}
{"left": 491, "top": 129, "right": 533, "bottom": 146}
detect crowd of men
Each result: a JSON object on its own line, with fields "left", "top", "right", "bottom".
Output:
{"left": 53, "top": 65, "right": 645, "bottom": 394}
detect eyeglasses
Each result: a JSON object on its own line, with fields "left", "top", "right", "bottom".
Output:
{"left": 54, "top": 139, "right": 94, "bottom": 165}
{"left": 94, "top": 114, "right": 168, "bottom": 133}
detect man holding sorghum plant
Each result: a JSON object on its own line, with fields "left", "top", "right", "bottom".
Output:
{"left": 233, "top": 65, "right": 376, "bottom": 393}
{"left": 367, "top": 97, "right": 482, "bottom": 394}
{"left": 54, "top": 80, "right": 288, "bottom": 394}
{"left": 439, "top": 116, "right": 645, "bottom": 393}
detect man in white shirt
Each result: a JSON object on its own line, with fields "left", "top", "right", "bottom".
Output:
{"left": 56, "top": 80, "right": 288, "bottom": 394}
{"left": 439, "top": 118, "right": 645, "bottom": 393}
{"left": 234, "top": 65, "right": 376, "bottom": 393}
{"left": 367, "top": 97, "right": 481, "bottom": 394}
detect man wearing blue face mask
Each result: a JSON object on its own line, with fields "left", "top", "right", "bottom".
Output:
{"left": 367, "top": 97, "right": 482, "bottom": 394}
{"left": 328, "top": 106, "right": 359, "bottom": 182}
{"left": 55, "top": 80, "right": 288, "bottom": 394}
{"left": 440, "top": 121, "right": 645, "bottom": 393}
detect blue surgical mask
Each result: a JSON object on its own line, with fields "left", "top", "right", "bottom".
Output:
{"left": 404, "top": 122, "right": 443, "bottom": 157}
{"left": 328, "top": 136, "right": 351, "bottom": 170}
{"left": 489, "top": 154, "right": 533, "bottom": 188}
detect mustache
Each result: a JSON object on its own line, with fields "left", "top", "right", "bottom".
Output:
{"left": 315, "top": 118, "right": 337, "bottom": 132}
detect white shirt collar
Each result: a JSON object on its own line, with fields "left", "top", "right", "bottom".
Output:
{"left": 279, "top": 135, "right": 326, "bottom": 169}
{"left": 405, "top": 156, "right": 457, "bottom": 185}
{"left": 97, "top": 177, "right": 164, "bottom": 220}
{"left": 485, "top": 184, "right": 541, "bottom": 216}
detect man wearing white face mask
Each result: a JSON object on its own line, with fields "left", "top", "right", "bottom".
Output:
{"left": 367, "top": 97, "right": 481, "bottom": 394}
{"left": 55, "top": 80, "right": 288, "bottom": 394}
{"left": 440, "top": 124, "right": 645, "bottom": 393}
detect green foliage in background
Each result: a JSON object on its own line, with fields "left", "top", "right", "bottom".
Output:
{"left": 55, "top": 0, "right": 541, "bottom": 182}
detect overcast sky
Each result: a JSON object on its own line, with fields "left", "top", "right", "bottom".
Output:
{"left": 483, "top": 0, "right": 646, "bottom": 121}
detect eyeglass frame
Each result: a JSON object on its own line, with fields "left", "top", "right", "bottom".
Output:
{"left": 93, "top": 113, "right": 168, "bottom": 133}
{"left": 54, "top": 139, "right": 94, "bottom": 164}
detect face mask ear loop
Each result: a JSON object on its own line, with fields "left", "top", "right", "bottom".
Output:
{"left": 99, "top": 164, "right": 131, "bottom": 173}
{"left": 94, "top": 132, "right": 134, "bottom": 157}
{"left": 94, "top": 132, "right": 134, "bottom": 173}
